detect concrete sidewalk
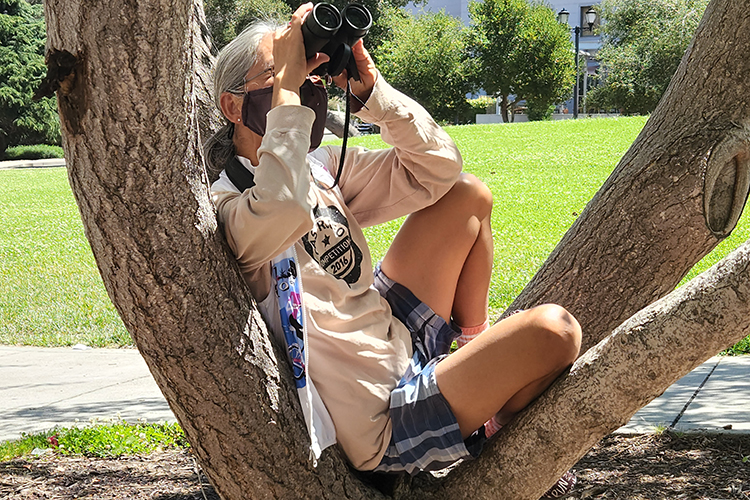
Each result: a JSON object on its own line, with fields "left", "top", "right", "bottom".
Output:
{"left": 618, "top": 355, "right": 750, "bottom": 434}
{"left": 0, "top": 158, "right": 66, "bottom": 169}
{"left": 1, "top": 345, "right": 749, "bottom": 443}
{"left": 0, "top": 346, "right": 173, "bottom": 442}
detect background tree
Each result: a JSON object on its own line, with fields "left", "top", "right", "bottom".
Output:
{"left": 204, "top": 0, "right": 290, "bottom": 51}
{"left": 512, "top": 3, "right": 575, "bottom": 121}
{"left": 588, "top": 0, "right": 709, "bottom": 115}
{"left": 42, "top": 0, "right": 750, "bottom": 497}
{"left": 373, "top": 8, "right": 472, "bottom": 123}
{"left": 0, "top": 0, "right": 60, "bottom": 158}
{"left": 468, "top": 0, "right": 574, "bottom": 123}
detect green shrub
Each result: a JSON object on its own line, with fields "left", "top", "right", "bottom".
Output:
{"left": 4, "top": 144, "right": 64, "bottom": 160}
{"left": 525, "top": 100, "right": 555, "bottom": 121}
{"left": 724, "top": 336, "right": 750, "bottom": 356}
{"left": 56, "top": 421, "right": 188, "bottom": 457}
{"left": 0, "top": 430, "right": 54, "bottom": 461}
{"left": 467, "top": 95, "right": 497, "bottom": 115}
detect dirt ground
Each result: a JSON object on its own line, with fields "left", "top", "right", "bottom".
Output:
{"left": 1, "top": 432, "right": 749, "bottom": 499}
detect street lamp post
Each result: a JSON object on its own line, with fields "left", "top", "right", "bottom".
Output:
{"left": 558, "top": 7, "right": 597, "bottom": 119}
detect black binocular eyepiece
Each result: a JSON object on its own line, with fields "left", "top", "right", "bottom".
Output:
{"left": 302, "top": 2, "right": 372, "bottom": 81}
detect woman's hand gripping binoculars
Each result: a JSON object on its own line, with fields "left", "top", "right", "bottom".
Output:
{"left": 302, "top": 2, "right": 372, "bottom": 82}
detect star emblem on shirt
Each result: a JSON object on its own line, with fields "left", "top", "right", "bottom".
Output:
{"left": 322, "top": 234, "right": 331, "bottom": 247}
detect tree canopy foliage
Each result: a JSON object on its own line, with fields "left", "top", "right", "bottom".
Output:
{"left": 468, "top": 0, "right": 574, "bottom": 122}
{"left": 373, "top": 8, "right": 473, "bottom": 123}
{"left": 0, "top": 0, "right": 61, "bottom": 157}
{"left": 588, "top": 0, "right": 710, "bottom": 115}
{"left": 204, "top": 0, "right": 291, "bottom": 51}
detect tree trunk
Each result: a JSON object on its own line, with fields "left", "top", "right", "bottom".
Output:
{"left": 42, "top": 0, "right": 749, "bottom": 498}
{"left": 0, "top": 131, "right": 7, "bottom": 160}
{"left": 42, "top": 1, "right": 378, "bottom": 498}
{"left": 500, "top": 94, "right": 510, "bottom": 123}
{"left": 325, "top": 109, "right": 360, "bottom": 139}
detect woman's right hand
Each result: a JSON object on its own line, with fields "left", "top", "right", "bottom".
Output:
{"left": 272, "top": 3, "right": 329, "bottom": 107}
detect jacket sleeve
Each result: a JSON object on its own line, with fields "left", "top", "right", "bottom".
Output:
{"left": 211, "top": 105, "right": 317, "bottom": 271}
{"left": 323, "top": 74, "right": 463, "bottom": 228}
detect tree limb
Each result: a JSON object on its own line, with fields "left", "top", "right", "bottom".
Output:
{"left": 504, "top": 0, "right": 750, "bottom": 354}
{"left": 404, "top": 237, "right": 750, "bottom": 499}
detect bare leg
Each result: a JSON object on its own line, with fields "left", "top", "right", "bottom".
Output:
{"left": 435, "top": 304, "right": 582, "bottom": 437}
{"left": 380, "top": 173, "right": 493, "bottom": 326}
{"left": 381, "top": 173, "right": 581, "bottom": 438}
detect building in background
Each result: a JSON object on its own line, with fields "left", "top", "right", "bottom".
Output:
{"left": 407, "top": 0, "right": 473, "bottom": 24}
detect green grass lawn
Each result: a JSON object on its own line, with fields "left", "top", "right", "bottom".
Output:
{"left": 2, "top": 116, "right": 749, "bottom": 352}
{"left": 0, "top": 168, "right": 131, "bottom": 347}
{"left": 348, "top": 116, "right": 654, "bottom": 309}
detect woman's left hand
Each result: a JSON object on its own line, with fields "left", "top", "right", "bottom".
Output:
{"left": 332, "top": 39, "right": 377, "bottom": 104}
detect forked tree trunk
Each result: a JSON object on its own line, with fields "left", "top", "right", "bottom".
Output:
{"left": 42, "top": 0, "right": 749, "bottom": 498}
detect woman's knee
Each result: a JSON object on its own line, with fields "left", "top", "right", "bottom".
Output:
{"left": 528, "top": 304, "right": 582, "bottom": 367}
{"left": 443, "top": 173, "right": 493, "bottom": 220}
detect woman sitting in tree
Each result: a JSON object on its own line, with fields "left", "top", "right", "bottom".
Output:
{"left": 205, "top": 3, "right": 581, "bottom": 497}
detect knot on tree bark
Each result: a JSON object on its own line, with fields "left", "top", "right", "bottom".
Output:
{"left": 34, "top": 48, "right": 80, "bottom": 100}
{"left": 703, "top": 128, "right": 750, "bottom": 237}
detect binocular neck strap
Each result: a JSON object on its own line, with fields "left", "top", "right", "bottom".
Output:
{"left": 331, "top": 80, "right": 353, "bottom": 189}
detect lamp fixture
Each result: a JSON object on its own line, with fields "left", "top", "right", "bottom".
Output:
{"left": 585, "top": 7, "right": 597, "bottom": 30}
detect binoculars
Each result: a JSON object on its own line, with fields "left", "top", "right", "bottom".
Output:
{"left": 302, "top": 2, "right": 372, "bottom": 81}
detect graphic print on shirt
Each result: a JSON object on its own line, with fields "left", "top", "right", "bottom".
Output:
{"left": 271, "top": 256, "right": 306, "bottom": 389}
{"left": 302, "top": 204, "right": 363, "bottom": 285}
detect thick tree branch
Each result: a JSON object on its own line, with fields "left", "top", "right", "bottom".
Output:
{"left": 504, "top": 0, "right": 750, "bottom": 354}
{"left": 44, "top": 0, "right": 380, "bottom": 498}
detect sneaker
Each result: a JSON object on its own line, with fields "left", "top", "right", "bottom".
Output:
{"left": 540, "top": 470, "right": 576, "bottom": 498}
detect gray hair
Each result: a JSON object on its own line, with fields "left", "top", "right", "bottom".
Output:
{"left": 204, "top": 20, "right": 283, "bottom": 178}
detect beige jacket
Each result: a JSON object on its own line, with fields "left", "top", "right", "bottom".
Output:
{"left": 211, "top": 75, "right": 462, "bottom": 470}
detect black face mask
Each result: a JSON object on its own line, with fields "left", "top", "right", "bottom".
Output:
{"left": 241, "top": 79, "right": 328, "bottom": 151}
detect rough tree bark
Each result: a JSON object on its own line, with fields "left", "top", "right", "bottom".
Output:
{"left": 42, "top": 0, "right": 749, "bottom": 498}
{"left": 42, "top": 1, "right": 376, "bottom": 499}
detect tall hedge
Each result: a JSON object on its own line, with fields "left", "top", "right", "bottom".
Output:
{"left": 0, "top": 0, "right": 61, "bottom": 158}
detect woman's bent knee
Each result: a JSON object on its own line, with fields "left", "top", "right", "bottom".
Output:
{"left": 529, "top": 304, "right": 582, "bottom": 367}
{"left": 444, "top": 173, "right": 493, "bottom": 219}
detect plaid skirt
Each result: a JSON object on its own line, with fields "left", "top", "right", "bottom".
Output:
{"left": 372, "top": 265, "right": 486, "bottom": 475}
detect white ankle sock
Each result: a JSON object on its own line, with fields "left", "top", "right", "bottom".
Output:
{"left": 484, "top": 415, "right": 503, "bottom": 438}
{"left": 456, "top": 318, "right": 490, "bottom": 348}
